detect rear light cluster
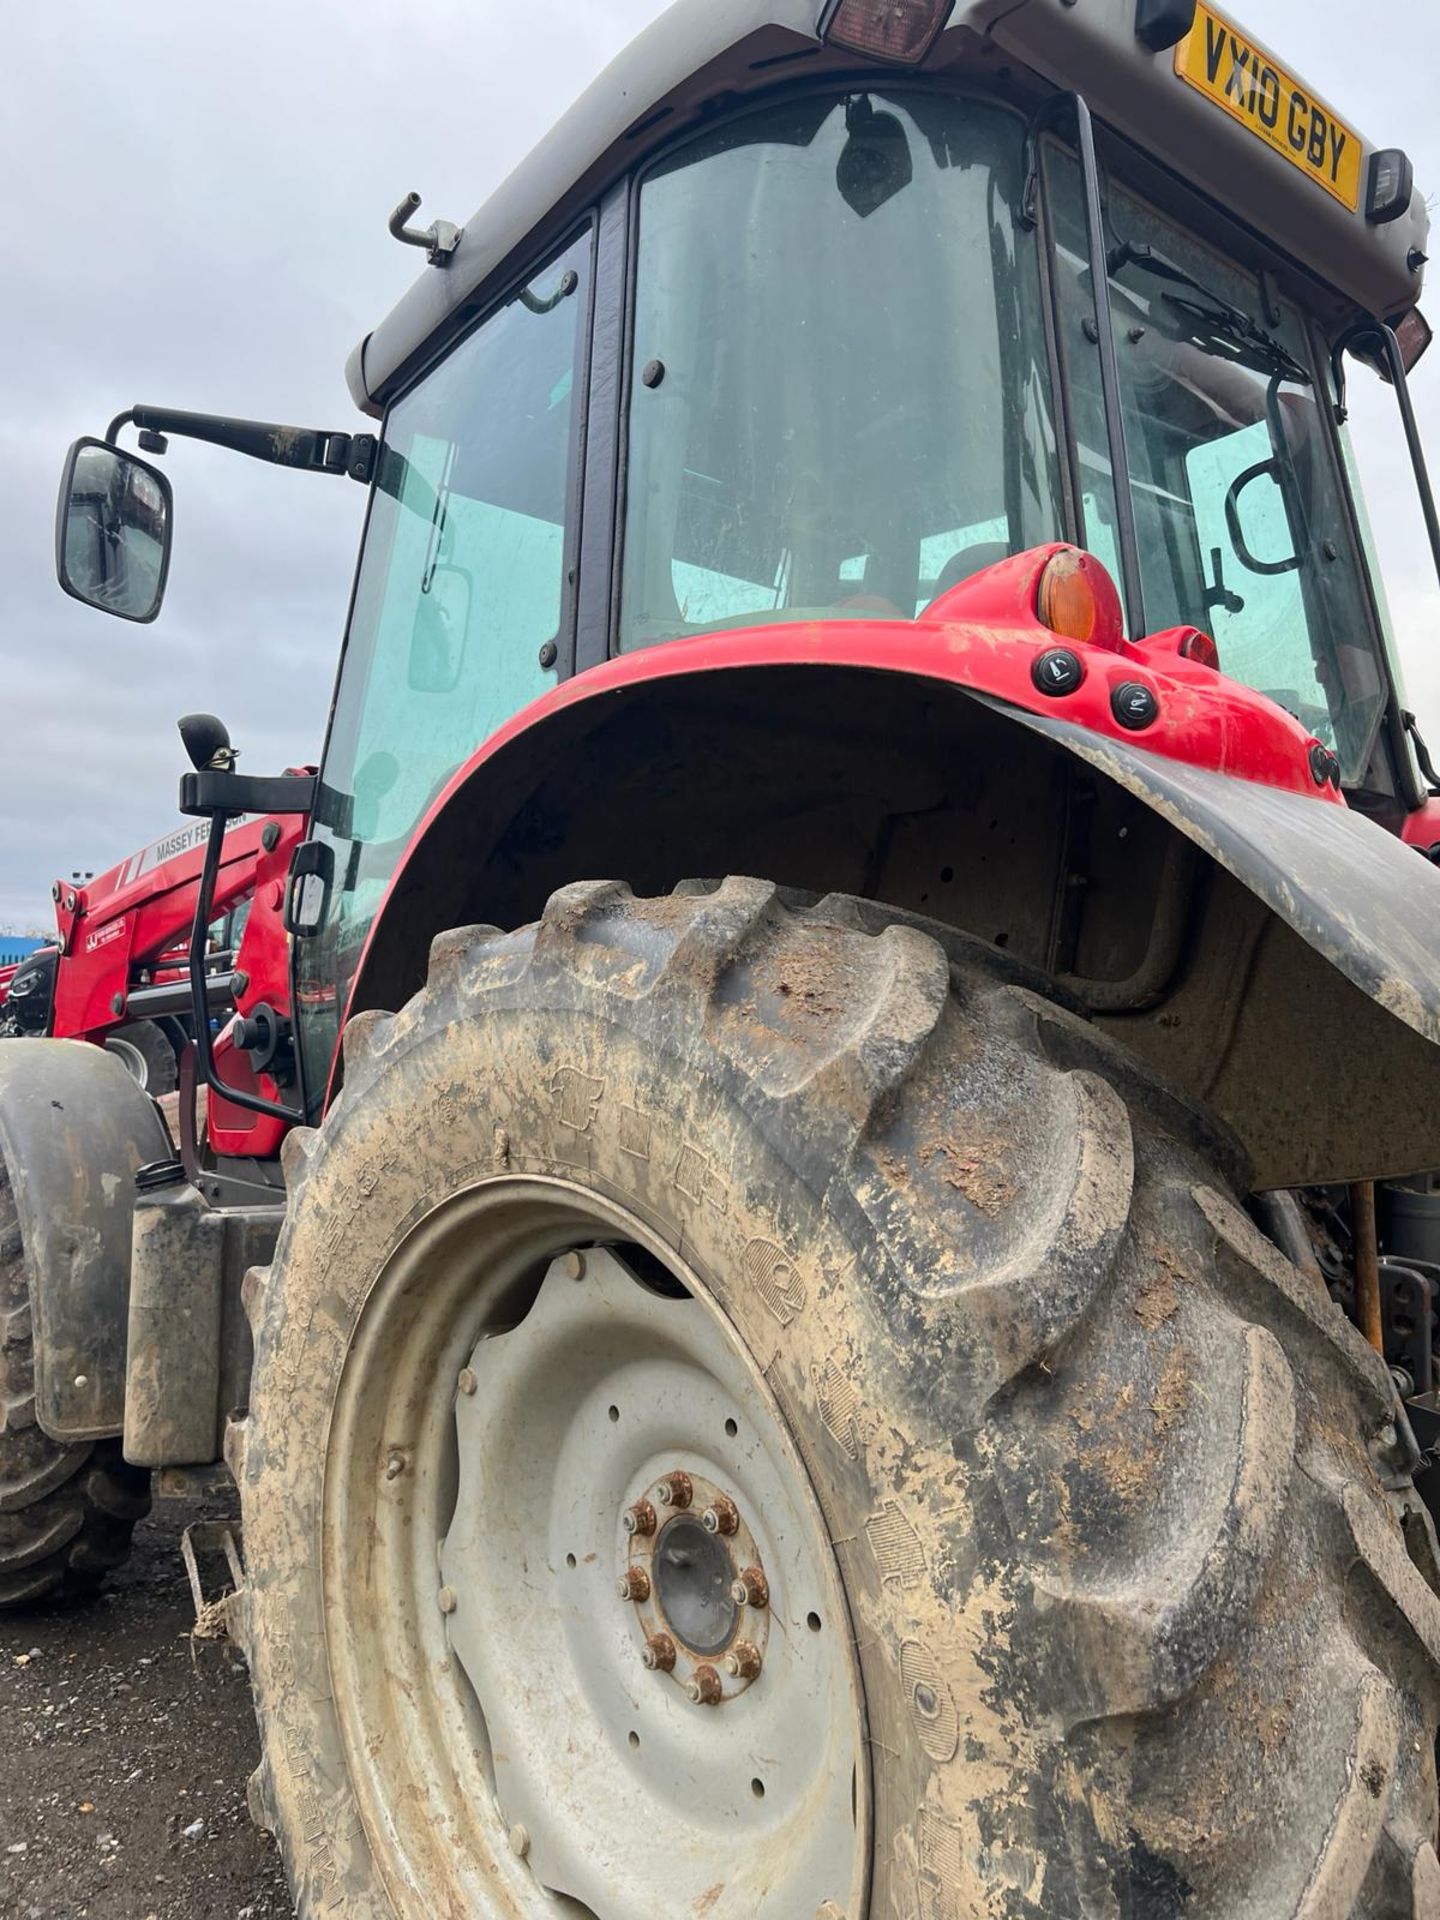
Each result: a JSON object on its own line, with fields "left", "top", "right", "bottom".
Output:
{"left": 1036, "top": 549, "right": 1125, "bottom": 652}
{"left": 1036, "top": 550, "right": 1223, "bottom": 672}
{"left": 817, "top": 0, "right": 954, "bottom": 64}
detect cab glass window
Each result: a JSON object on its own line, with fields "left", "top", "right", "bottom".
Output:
{"left": 298, "top": 234, "right": 588, "bottom": 1087}
{"left": 619, "top": 92, "right": 1065, "bottom": 649}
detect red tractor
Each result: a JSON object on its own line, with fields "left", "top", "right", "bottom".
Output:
{"left": 0, "top": 803, "right": 303, "bottom": 1095}
{"left": 14, "top": 2, "right": 1440, "bottom": 1912}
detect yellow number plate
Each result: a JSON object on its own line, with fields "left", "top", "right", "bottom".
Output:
{"left": 1174, "top": 2, "right": 1363, "bottom": 212}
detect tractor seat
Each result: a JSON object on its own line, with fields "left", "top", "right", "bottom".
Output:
{"left": 926, "top": 540, "right": 1010, "bottom": 608}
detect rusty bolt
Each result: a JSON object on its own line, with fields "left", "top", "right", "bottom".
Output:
{"left": 730, "top": 1566, "right": 769, "bottom": 1609}
{"left": 641, "top": 1632, "right": 677, "bottom": 1673}
{"left": 655, "top": 1471, "right": 693, "bottom": 1510}
{"left": 437, "top": 1585, "right": 458, "bottom": 1615}
{"left": 723, "top": 1639, "right": 762, "bottom": 1681}
{"left": 508, "top": 1823, "right": 530, "bottom": 1859}
{"left": 560, "top": 1250, "right": 586, "bottom": 1282}
{"left": 457, "top": 1367, "right": 478, "bottom": 1397}
{"left": 623, "top": 1499, "right": 657, "bottom": 1538}
{"left": 384, "top": 1450, "right": 406, "bottom": 1481}
{"left": 617, "top": 1566, "right": 651, "bottom": 1602}
{"left": 700, "top": 1494, "right": 739, "bottom": 1536}
{"left": 685, "top": 1665, "right": 723, "bottom": 1706}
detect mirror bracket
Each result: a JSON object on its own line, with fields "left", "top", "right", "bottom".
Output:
{"left": 107, "top": 408, "right": 377, "bottom": 484}
{"left": 178, "top": 769, "right": 316, "bottom": 820}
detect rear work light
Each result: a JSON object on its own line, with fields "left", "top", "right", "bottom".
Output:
{"left": 1367, "top": 149, "right": 1415, "bottom": 226}
{"left": 1134, "top": 0, "right": 1197, "bottom": 53}
{"left": 1037, "top": 549, "right": 1125, "bottom": 651}
{"left": 817, "top": 0, "right": 955, "bottom": 65}
{"left": 1393, "top": 308, "right": 1434, "bottom": 375}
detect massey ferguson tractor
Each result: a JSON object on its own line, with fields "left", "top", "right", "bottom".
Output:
{"left": 0, "top": 807, "right": 303, "bottom": 1093}
{"left": 12, "top": 1, "right": 1440, "bottom": 1912}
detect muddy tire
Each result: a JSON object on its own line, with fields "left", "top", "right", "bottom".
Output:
{"left": 237, "top": 880, "right": 1440, "bottom": 1917}
{"left": 105, "top": 1019, "right": 178, "bottom": 1096}
{"left": 0, "top": 1163, "right": 151, "bottom": 1608}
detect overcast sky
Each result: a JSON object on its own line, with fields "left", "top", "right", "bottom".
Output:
{"left": 2, "top": 0, "right": 1437, "bottom": 930}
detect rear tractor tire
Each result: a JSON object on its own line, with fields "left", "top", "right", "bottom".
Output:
{"left": 0, "top": 1162, "right": 150, "bottom": 1608}
{"left": 105, "top": 1018, "right": 178, "bottom": 1096}
{"left": 237, "top": 880, "right": 1440, "bottom": 1917}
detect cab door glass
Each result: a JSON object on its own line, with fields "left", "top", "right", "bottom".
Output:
{"left": 620, "top": 93, "right": 1065, "bottom": 650}
{"left": 297, "top": 234, "right": 589, "bottom": 1089}
{"left": 1046, "top": 150, "right": 1387, "bottom": 778}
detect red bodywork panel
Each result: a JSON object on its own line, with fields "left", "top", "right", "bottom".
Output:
{"left": 38, "top": 810, "right": 306, "bottom": 1161}
{"left": 327, "top": 546, "right": 1349, "bottom": 1106}
{"left": 50, "top": 814, "right": 304, "bottom": 1043}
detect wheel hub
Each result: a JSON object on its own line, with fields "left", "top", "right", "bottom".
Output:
{"left": 619, "top": 1465, "right": 769, "bottom": 1701}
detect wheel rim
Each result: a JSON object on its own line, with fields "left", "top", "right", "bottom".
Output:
{"left": 104, "top": 1035, "right": 148, "bottom": 1089}
{"left": 323, "top": 1176, "right": 869, "bottom": 1919}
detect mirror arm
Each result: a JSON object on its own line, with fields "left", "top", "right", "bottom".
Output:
{"left": 109, "top": 406, "right": 376, "bottom": 484}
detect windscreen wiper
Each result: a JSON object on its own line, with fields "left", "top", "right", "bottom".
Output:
{"left": 1107, "top": 240, "right": 1309, "bottom": 384}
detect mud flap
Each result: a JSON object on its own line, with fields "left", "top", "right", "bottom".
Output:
{"left": 0, "top": 1039, "right": 170, "bottom": 1440}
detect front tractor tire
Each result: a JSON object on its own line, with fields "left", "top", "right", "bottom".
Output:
{"left": 105, "top": 1018, "right": 178, "bottom": 1096}
{"left": 0, "top": 1161, "right": 151, "bottom": 1607}
{"left": 237, "top": 880, "right": 1440, "bottom": 1918}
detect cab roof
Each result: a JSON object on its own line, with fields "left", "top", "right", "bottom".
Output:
{"left": 347, "top": 0, "right": 1429, "bottom": 418}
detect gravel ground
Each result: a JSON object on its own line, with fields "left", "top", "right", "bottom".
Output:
{"left": 0, "top": 1495, "right": 293, "bottom": 1919}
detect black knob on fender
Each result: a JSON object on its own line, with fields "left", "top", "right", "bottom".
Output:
{"left": 1112, "top": 681, "right": 1160, "bottom": 731}
{"left": 1032, "top": 648, "right": 1084, "bottom": 697}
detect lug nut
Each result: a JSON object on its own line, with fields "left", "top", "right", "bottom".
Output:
{"left": 685, "top": 1665, "right": 723, "bottom": 1706}
{"left": 508, "top": 1823, "right": 530, "bottom": 1859}
{"left": 617, "top": 1566, "right": 651, "bottom": 1602}
{"left": 437, "top": 1585, "right": 458, "bottom": 1615}
{"left": 723, "top": 1639, "right": 762, "bottom": 1681}
{"left": 700, "top": 1493, "right": 738, "bottom": 1536}
{"left": 560, "top": 1250, "right": 586, "bottom": 1281}
{"left": 641, "top": 1632, "right": 677, "bottom": 1672}
{"left": 731, "top": 1566, "right": 769, "bottom": 1609}
{"left": 655, "top": 1471, "right": 693, "bottom": 1510}
{"left": 623, "top": 1499, "right": 657, "bottom": 1537}
{"left": 457, "top": 1367, "right": 477, "bottom": 1397}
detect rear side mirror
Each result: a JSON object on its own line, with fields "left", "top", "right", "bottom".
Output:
{"left": 55, "top": 437, "right": 173, "bottom": 623}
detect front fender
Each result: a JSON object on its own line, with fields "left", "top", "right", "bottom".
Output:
{"left": 0, "top": 1040, "right": 169, "bottom": 1440}
{"left": 343, "top": 585, "right": 1440, "bottom": 1186}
